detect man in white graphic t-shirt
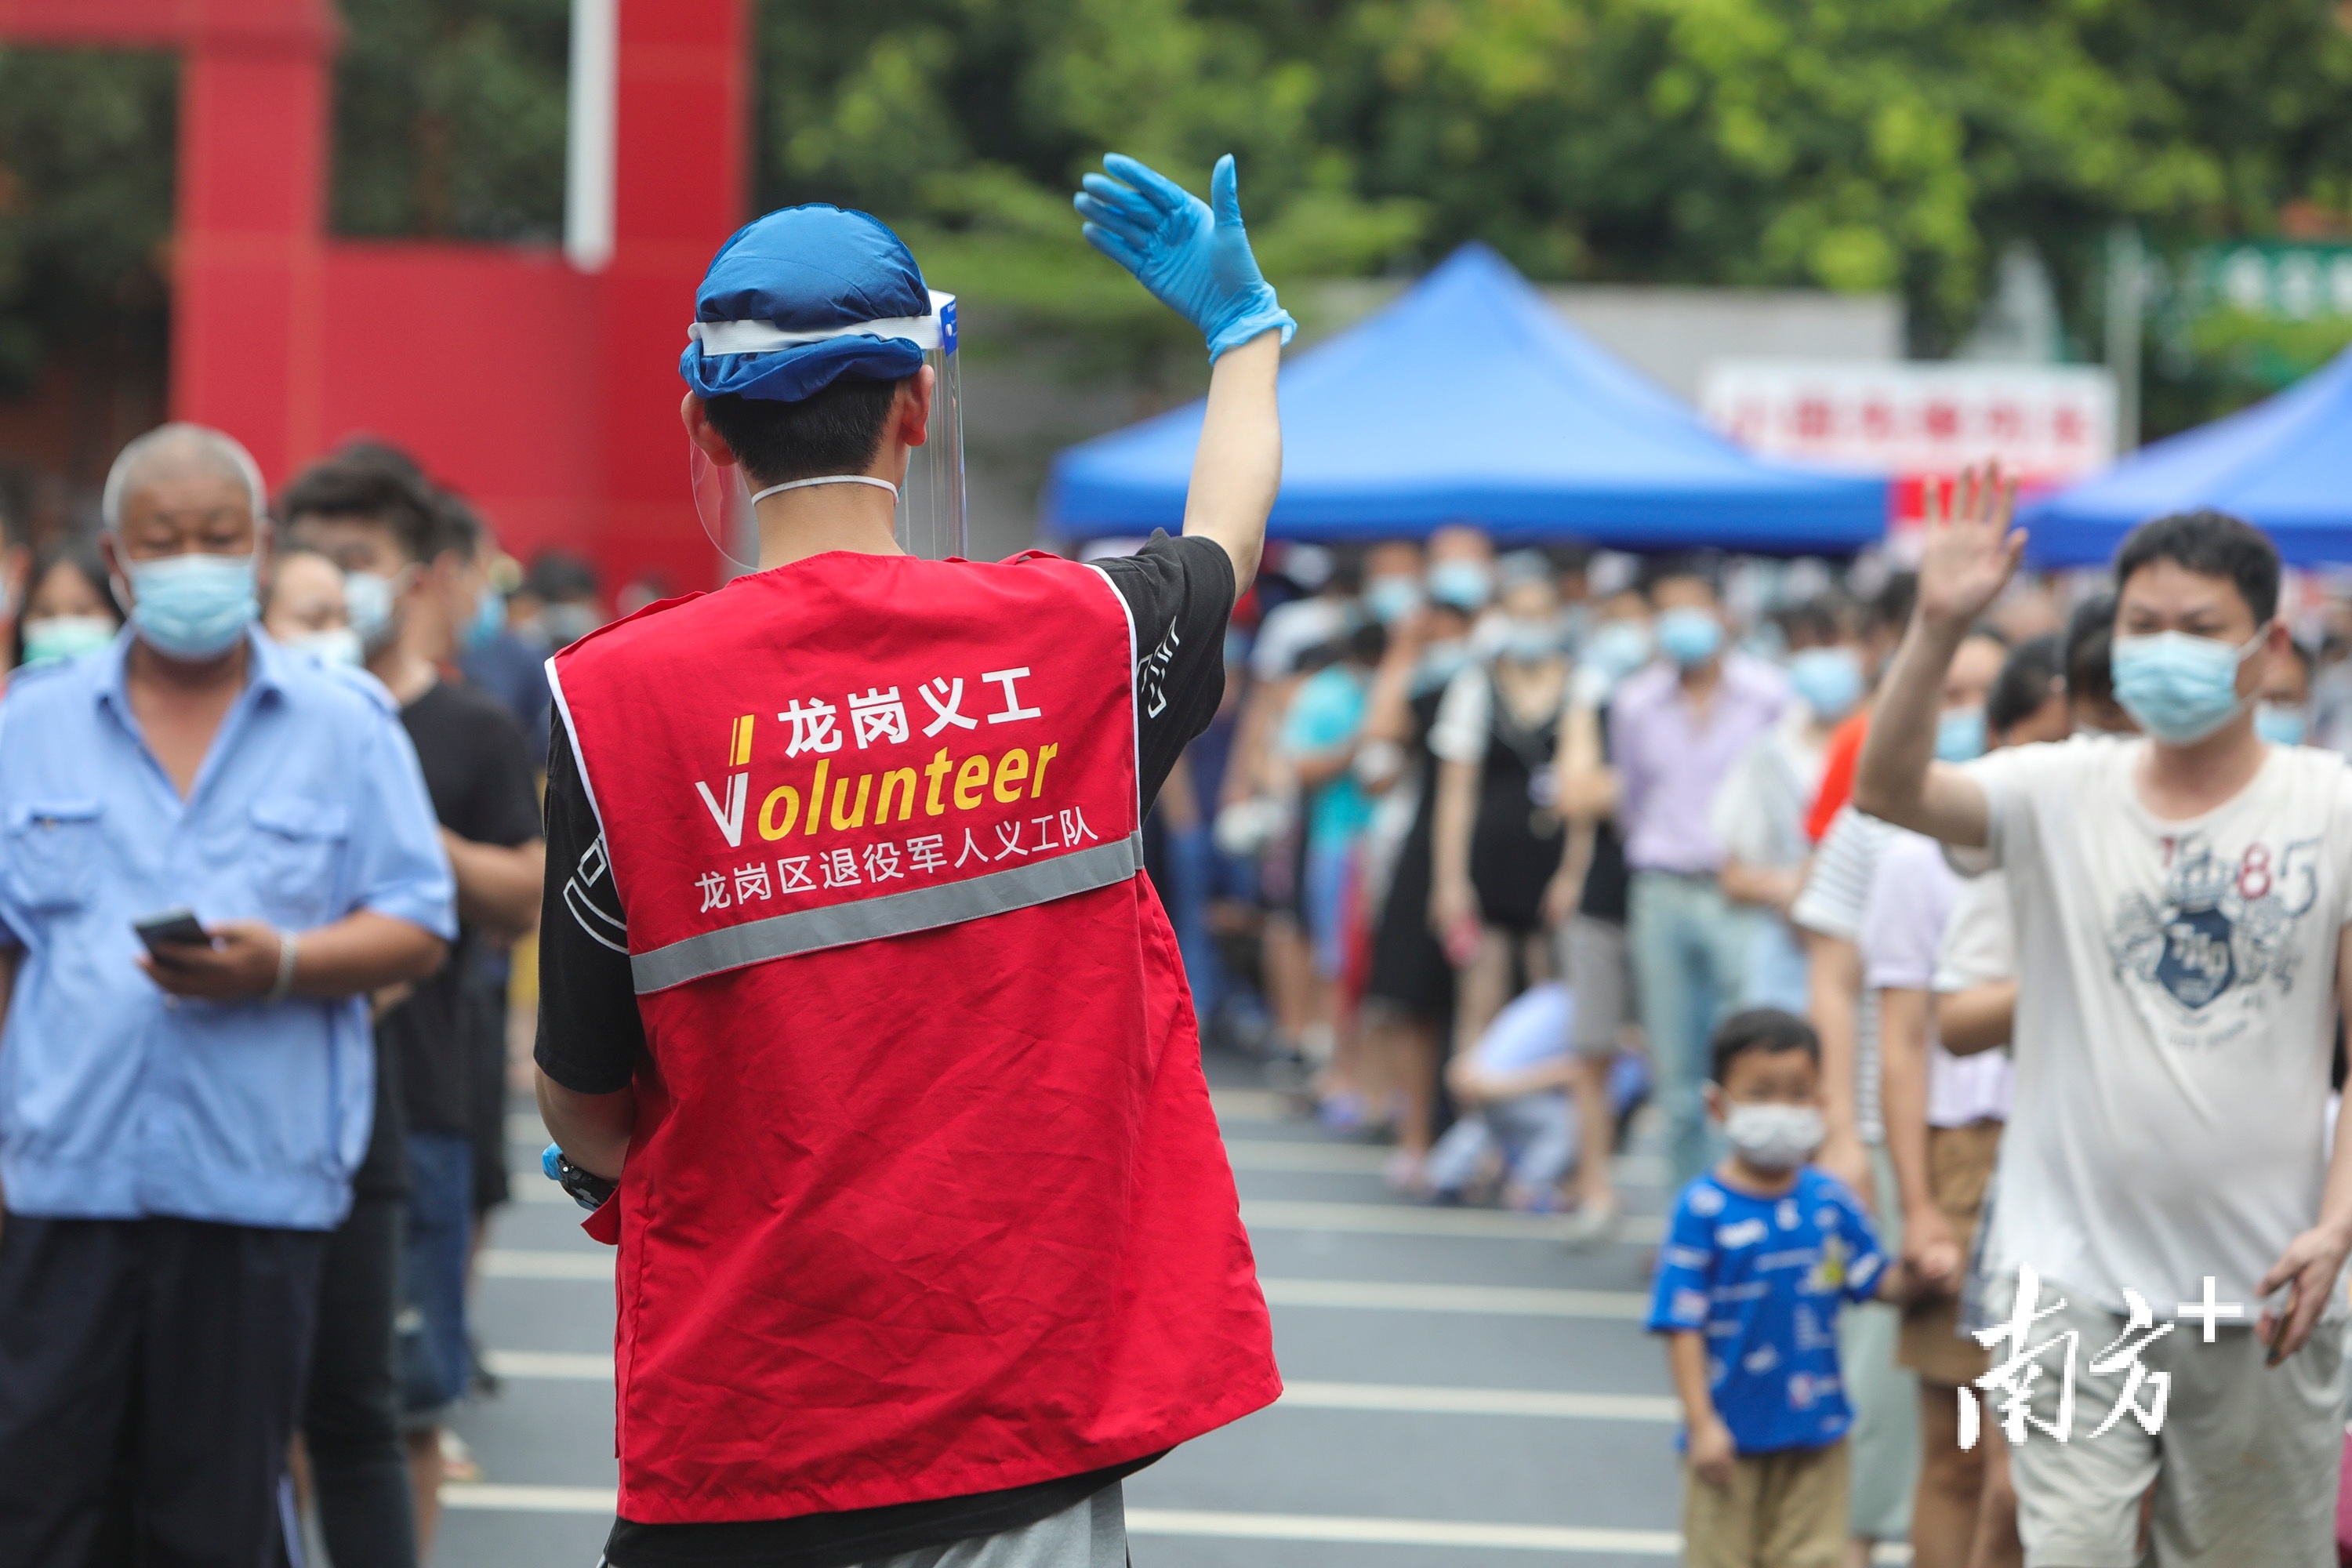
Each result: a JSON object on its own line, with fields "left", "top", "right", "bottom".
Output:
{"left": 1854, "top": 477, "right": 2352, "bottom": 1568}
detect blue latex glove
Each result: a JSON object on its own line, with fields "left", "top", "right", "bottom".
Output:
{"left": 1075, "top": 153, "right": 1296, "bottom": 361}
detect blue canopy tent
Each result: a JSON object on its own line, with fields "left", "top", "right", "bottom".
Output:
{"left": 1044, "top": 243, "right": 1887, "bottom": 554}
{"left": 2020, "top": 345, "right": 2352, "bottom": 567}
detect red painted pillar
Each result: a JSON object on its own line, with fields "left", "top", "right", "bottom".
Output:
{"left": 597, "top": 0, "right": 750, "bottom": 593}
{"left": 172, "top": 16, "right": 334, "bottom": 485}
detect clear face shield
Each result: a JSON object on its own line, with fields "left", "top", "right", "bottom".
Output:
{"left": 691, "top": 290, "right": 967, "bottom": 575}
{"left": 898, "top": 292, "right": 965, "bottom": 562}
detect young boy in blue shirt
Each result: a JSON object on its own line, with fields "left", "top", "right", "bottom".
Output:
{"left": 1647, "top": 1007, "right": 1916, "bottom": 1567}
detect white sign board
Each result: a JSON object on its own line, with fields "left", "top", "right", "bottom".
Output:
{"left": 1700, "top": 361, "right": 2118, "bottom": 483}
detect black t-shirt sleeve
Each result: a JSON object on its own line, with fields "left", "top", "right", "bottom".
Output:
{"left": 1091, "top": 531, "right": 1236, "bottom": 814}
{"left": 533, "top": 717, "right": 648, "bottom": 1095}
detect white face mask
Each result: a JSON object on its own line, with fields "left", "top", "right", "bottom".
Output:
{"left": 343, "top": 566, "right": 414, "bottom": 654}
{"left": 1722, "top": 1102, "right": 1824, "bottom": 1173}
{"left": 288, "top": 626, "right": 365, "bottom": 667}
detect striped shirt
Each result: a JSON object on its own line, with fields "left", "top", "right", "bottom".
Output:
{"left": 1788, "top": 807, "right": 1900, "bottom": 1145}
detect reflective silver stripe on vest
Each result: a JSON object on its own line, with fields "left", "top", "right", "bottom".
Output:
{"left": 630, "top": 833, "right": 1145, "bottom": 994}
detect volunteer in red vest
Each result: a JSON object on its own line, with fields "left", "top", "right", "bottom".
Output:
{"left": 534, "top": 153, "right": 1291, "bottom": 1567}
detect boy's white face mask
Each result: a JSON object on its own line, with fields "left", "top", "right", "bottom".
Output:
{"left": 1722, "top": 1102, "right": 1824, "bottom": 1172}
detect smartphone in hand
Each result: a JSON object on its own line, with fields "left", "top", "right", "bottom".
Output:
{"left": 132, "top": 908, "right": 212, "bottom": 960}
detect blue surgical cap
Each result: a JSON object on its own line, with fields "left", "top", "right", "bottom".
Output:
{"left": 679, "top": 205, "right": 934, "bottom": 405}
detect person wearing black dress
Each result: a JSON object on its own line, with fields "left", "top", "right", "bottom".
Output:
{"left": 1359, "top": 528, "right": 1490, "bottom": 1185}
{"left": 1430, "top": 557, "right": 1571, "bottom": 1054}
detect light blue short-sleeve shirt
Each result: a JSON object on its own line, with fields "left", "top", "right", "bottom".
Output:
{"left": 0, "top": 629, "right": 456, "bottom": 1230}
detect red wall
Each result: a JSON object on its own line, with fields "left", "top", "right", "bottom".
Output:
{"left": 0, "top": 0, "right": 747, "bottom": 598}
{"left": 317, "top": 244, "right": 604, "bottom": 568}
{"left": 590, "top": 0, "right": 752, "bottom": 595}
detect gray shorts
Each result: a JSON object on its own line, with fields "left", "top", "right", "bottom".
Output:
{"left": 1983, "top": 1272, "right": 2350, "bottom": 1567}
{"left": 1561, "top": 914, "right": 1631, "bottom": 1058}
{"left": 601, "top": 1483, "right": 1127, "bottom": 1568}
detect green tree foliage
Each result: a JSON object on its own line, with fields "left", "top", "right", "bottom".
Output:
{"left": 756, "top": 0, "right": 1429, "bottom": 381}
{"left": 1325, "top": 0, "right": 2352, "bottom": 353}
{"left": 0, "top": 7, "right": 570, "bottom": 407}
{"left": 0, "top": 48, "right": 176, "bottom": 397}
{"left": 762, "top": 0, "right": 2352, "bottom": 393}
{"left": 4, "top": 2, "right": 2352, "bottom": 418}
{"left": 331, "top": 0, "right": 570, "bottom": 241}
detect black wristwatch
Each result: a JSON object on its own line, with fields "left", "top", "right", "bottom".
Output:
{"left": 542, "top": 1144, "right": 618, "bottom": 1211}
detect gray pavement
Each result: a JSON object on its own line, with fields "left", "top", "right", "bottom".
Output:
{"left": 436, "top": 1054, "right": 1699, "bottom": 1567}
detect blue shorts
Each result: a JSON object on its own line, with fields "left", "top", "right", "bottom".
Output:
{"left": 397, "top": 1128, "right": 474, "bottom": 1423}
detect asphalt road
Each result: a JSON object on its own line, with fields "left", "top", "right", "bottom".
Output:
{"left": 436, "top": 1051, "right": 1700, "bottom": 1568}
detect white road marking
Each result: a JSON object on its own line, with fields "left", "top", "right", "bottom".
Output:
{"left": 1259, "top": 1277, "right": 1650, "bottom": 1319}
{"left": 516, "top": 1126, "right": 1662, "bottom": 1187}
{"left": 441, "top": 1483, "right": 612, "bottom": 1512}
{"left": 1242, "top": 1198, "right": 1664, "bottom": 1244}
{"left": 478, "top": 1252, "right": 1650, "bottom": 1318}
{"left": 483, "top": 1350, "right": 612, "bottom": 1380}
{"left": 514, "top": 1083, "right": 1290, "bottom": 1138}
{"left": 1210, "top": 1087, "right": 1288, "bottom": 1120}
{"left": 478, "top": 1249, "right": 613, "bottom": 1279}
{"left": 1222, "top": 1141, "right": 1393, "bottom": 1173}
{"left": 504, "top": 1185, "right": 1668, "bottom": 1243}
{"left": 474, "top": 1354, "right": 1677, "bottom": 1423}
{"left": 1611, "top": 1152, "right": 1670, "bottom": 1188}
{"left": 439, "top": 1487, "right": 1676, "bottom": 1554}
{"left": 1125, "top": 1508, "right": 1679, "bottom": 1553}
{"left": 436, "top": 1486, "right": 1914, "bottom": 1563}
{"left": 1279, "top": 1381, "right": 1676, "bottom": 1421}
{"left": 1220, "top": 1141, "right": 1668, "bottom": 1188}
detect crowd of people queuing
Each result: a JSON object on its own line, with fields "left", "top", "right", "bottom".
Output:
{"left": 7, "top": 419, "right": 2352, "bottom": 1567}
{"left": 1147, "top": 491, "right": 2352, "bottom": 1567}
{"left": 0, "top": 426, "right": 623, "bottom": 1566}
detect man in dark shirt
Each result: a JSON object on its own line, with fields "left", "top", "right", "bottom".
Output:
{"left": 281, "top": 451, "right": 544, "bottom": 1555}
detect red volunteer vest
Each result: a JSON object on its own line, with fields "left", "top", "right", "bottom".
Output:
{"left": 550, "top": 550, "right": 1279, "bottom": 1523}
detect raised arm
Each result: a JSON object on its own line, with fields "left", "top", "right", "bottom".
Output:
{"left": 1182, "top": 334, "right": 1279, "bottom": 594}
{"left": 1852, "top": 467, "right": 2020, "bottom": 847}
{"left": 1076, "top": 153, "right": 1293, "bottom": 595}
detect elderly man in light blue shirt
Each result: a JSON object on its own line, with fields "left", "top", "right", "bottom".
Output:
{"left": 0, "top": 423, "right": 452, "bottom": 1568}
